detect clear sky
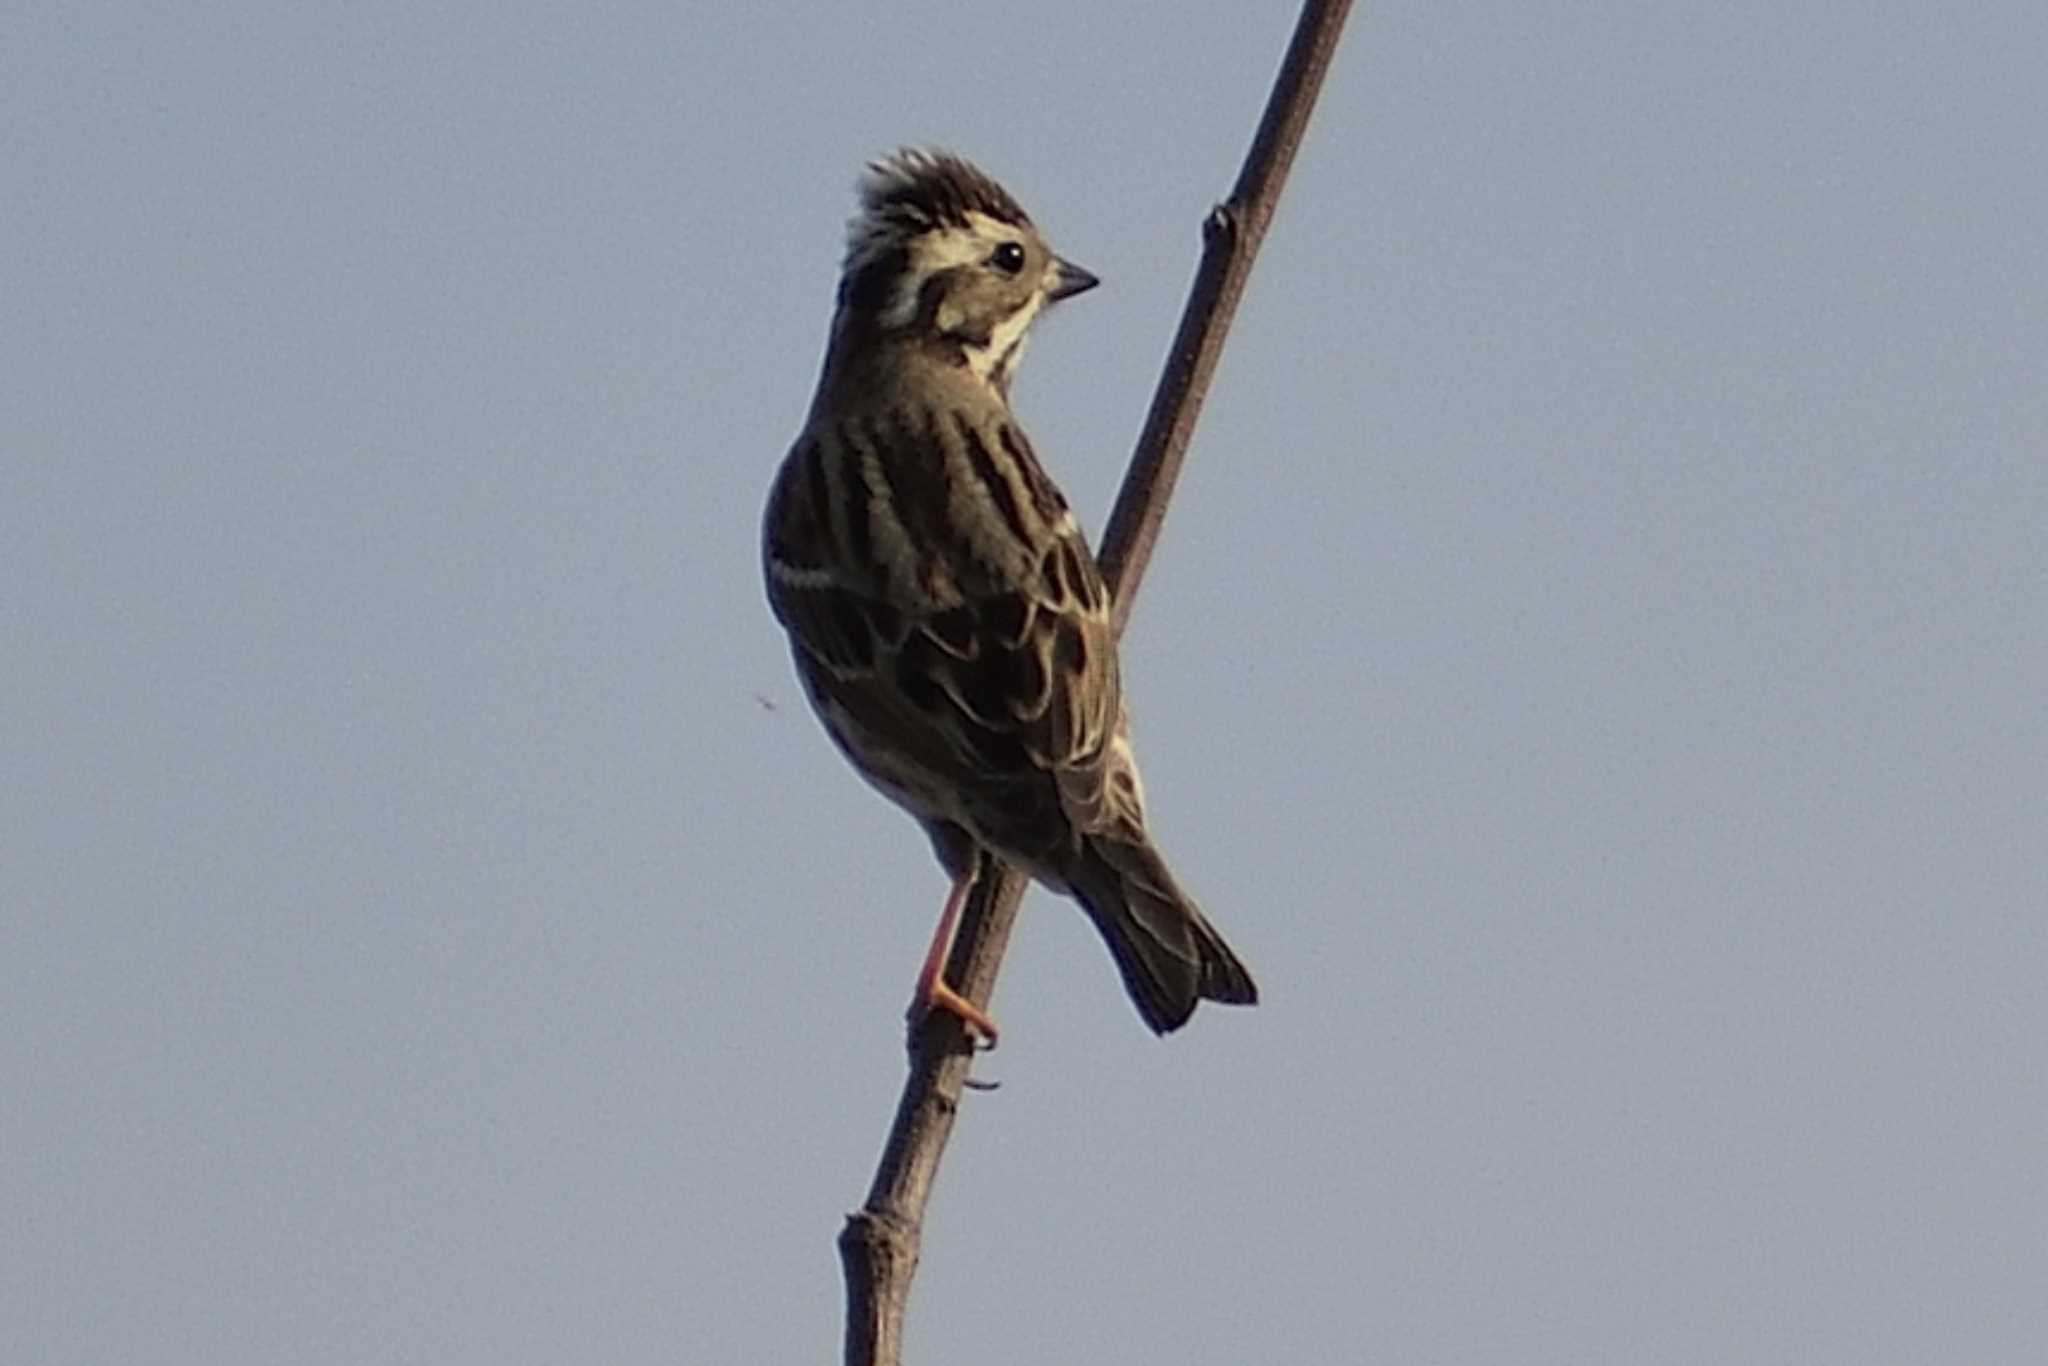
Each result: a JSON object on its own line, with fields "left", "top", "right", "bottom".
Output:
{"left": 6, "top": 3, "right": 2044, "bottom": 1363}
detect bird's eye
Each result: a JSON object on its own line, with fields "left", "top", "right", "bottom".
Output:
{"left": 989, "top": 242, "right": 1027, "bottom": 275}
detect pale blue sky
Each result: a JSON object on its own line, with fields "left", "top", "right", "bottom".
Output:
{"left": 6, "top": 3, "right": 2045, "bottom": 1363}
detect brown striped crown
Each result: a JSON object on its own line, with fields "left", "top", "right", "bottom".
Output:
{"left": 852, "top": 149, "right": 1032, "bottom": 250}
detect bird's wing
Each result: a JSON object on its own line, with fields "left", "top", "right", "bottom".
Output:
{"left": 763, "top": 420, "right": 1124, "bottom": 866}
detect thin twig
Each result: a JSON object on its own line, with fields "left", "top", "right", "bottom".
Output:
{"left": 838, "top": 4, "right": 1355, "bottom": 1362}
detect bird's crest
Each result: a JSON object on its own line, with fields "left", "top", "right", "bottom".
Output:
{"left": 845, "top": 149, "right": 1031, "bottom": 269}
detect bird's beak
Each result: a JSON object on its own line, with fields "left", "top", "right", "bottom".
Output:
{"left": 1047, "top": 257, "right": 1100, "bottom": 302}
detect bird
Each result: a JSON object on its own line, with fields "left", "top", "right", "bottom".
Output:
{"left": 762, "top": 149, "right": 1256, "bottom": 1040}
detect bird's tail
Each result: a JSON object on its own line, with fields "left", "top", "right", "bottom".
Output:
{"left": 1069, "top": 836, "right": 1258, "bottom": 1034}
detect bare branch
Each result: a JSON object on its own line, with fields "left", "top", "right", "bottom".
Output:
{"left": 839, "top": 4, "right": 1355, "bottom": 1361}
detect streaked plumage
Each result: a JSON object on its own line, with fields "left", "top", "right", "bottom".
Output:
{"left": 763, "top": 149, "right": 1256, "bottom": 1035}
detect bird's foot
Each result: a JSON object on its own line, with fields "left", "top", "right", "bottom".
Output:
{"left": 906, "top": 977, "right": 1000, "bottom": 1051}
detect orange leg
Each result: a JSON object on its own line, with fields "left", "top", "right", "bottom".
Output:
{"left": 906, "top": 872, "right": 1000, "bottom": 1046}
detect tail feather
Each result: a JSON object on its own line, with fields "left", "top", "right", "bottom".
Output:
{"left": 1070, "top": 838, "right": 1258, "bottom": 1034}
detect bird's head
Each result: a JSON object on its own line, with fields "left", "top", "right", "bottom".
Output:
{"left": 835, "top": 149, "right": 1098, "bottom": 393}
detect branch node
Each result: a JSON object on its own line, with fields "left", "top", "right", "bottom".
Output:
{"left": 1204, "top": 202, "right": 1242, "bottom": 245}
{"left": 841, "top": 1207, "right": 917, "bottom": 1254}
